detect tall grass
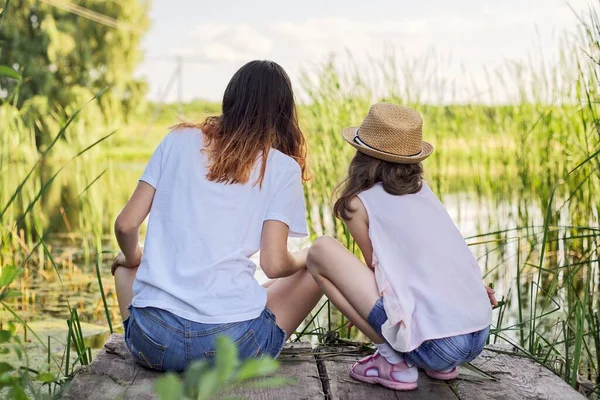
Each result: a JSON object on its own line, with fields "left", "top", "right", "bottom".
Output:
{"left": 0, "top": 76, "right": 116, "bottom": 396}
{"left": 294, "top": 6, "right": 600, "bottom": 393}
{"left": 1, "top": 2, "right": 600, "bottom": 397}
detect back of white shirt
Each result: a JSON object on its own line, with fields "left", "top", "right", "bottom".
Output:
{"left": 131, "top": 128, "right": 308, "bottom": 323}
{"left": 358, "top": 183, "right": 491, "bottom": 352}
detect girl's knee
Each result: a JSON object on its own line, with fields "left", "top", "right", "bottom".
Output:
{"left": 307, "top": 236, "right": 340, "bottom": 272}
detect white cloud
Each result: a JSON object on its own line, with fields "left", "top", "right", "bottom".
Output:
{"left": 139, "top": 1, "right": 589, "bottom": 103}
{"left": 173, "top": 23, "right": 273, "bottom": 61}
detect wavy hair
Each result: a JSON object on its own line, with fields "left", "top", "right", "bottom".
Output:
{"left": 334, "top": 152, "right": 424, "bottom": 220}
{"left": 173, "top": 60, "right": 307, "bottom": 185}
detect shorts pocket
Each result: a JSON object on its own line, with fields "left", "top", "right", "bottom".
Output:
{"left": 128, "top": 318, "right": 167, "bottom": 370}
{"left": 264, "top": 307, "right": 277, "bottom": 323}
{"left": 204, "top": 329, "right": 261, "bottom": 364}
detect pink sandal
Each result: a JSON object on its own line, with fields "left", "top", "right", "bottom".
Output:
{"left": 349, "top": 352, "right": 418, "bottom": 391}
{"left": 425, "top": 368, "right": 458, "bottom": 380}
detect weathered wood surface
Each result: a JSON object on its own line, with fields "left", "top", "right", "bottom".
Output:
{"left": 64, "top": 335, "right": 323, "bottom": 400}
{"left": 317, "top": 346, "right": 456, "bottom": 400}
{"left": 223, "top": 342, "right": 324, "bottom": 400}
{"left": 63, "top": 334, "right": 160, "bottom": 400}
{"left": 454, "top": 345, "right": 585, "bottom": 400}
{"left": 64, "top": 334, "right": 586, "bottom": 400}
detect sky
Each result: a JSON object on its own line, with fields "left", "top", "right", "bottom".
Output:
{"left": 136, "top": 0, "right": 592, "bottom": 103}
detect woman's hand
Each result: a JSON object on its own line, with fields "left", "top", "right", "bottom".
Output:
{"left": 111, "top": 247, "right": 143, "bottom": 276}
{"left": 485, "top": 285, "right": 498, "bottom": 307}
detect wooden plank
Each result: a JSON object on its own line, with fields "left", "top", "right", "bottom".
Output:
{"left": 64, "top": 334, "right": 160, "bottom": 400}
{"left": 65, "top": 336, "right": 587, "bottom": 400}
{"left": 228, "top": 342, "right": 323, "bottom": 399}
{"left": 65, "top": 335, "right": 322, "bottom": 400}
{"left": 454, "top": 347, "right": 586, "bottom": 400}
{"left": 319, "top": 347, "right": 457, "bottom": 400}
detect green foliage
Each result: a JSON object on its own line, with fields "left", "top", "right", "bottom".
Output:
{"left": 0, "top": 0, "right": 149, "bottom": 113}
{"left": 0, "top": 0, "right": 149, "bottom": 152}
{"left": 154, "top": 336, "right": 286, "bottom": 400}
{"left": 0, "top": 65, "right": 20, "bottom": 80}
{"left": 0, "top": 266, "right": 59, "bottom": 400}
{"left": 0, "top": 42, "right": 115, "bottom": 396}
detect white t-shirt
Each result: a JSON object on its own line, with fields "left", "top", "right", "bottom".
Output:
{"left": 131, "top": 128, "right": 308, "bottom": 323}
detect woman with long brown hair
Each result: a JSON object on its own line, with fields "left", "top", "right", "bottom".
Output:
{"left": 110, "top": 60, "right": 322, "bottom": 372}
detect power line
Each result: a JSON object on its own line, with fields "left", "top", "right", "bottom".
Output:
{"left": 40, "top": 0, "right": 138, "bottom": 32}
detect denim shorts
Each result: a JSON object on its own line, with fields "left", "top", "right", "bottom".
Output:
{"left": 123, "top": 305, "right": 286, "bottom": 372}
{"left": 368, "top": 297, "right": 490, "bottom": 371}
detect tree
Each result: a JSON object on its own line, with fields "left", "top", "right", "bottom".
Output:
{"left": 0, "top": 0, "right": 150, "bottom": 131}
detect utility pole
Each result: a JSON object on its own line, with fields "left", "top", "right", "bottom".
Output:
{"left": 142, "top": 55, "right": 209, "bottom": 137}
{"left": 177, "top": 55, "right": 183, "bottom": 113}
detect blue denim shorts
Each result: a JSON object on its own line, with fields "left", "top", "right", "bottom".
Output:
{"left": 368, "top": 297, "right": 490, "bottom": 371}
{"left": 123, "top": 305, "right": 286, "bottom": 372}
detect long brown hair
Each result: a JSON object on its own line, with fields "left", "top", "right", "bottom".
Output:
{"left": 333, "top": 152, "right": 424, "bottom": 220}
{"left": 174, "top": 60, "right": 307, "bottom": 185}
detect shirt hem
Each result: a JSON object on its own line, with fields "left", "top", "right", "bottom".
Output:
{"left": 264, "top": 212, "right": 308, "bottom": 237}
{"left": 131, "top": 299, "right": 265, "bottom": 324}
{"left": 384, "top": 321, "right": 492, "bottom": 353}
{"left": 139, "top": 175, "right": 157, "bottom": 189}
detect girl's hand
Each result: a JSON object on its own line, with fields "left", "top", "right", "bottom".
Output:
{"left": 111, "top": 247, "right": 143, "bottom": 276}
{"left": 485, "top": 285, "right": 499, "bottom": 307}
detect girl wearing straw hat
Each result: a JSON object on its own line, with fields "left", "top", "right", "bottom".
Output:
{"left": 306, "top": 103, "right": 496, "bottom": 391}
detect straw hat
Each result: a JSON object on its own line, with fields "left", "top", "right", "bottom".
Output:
{"left": 341, "top": 103, "right": 433, "bottom": 164}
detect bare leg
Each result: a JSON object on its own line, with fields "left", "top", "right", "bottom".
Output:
{"left": 306, "top": 236, "right": 383, "bottom": 343}
{"left": 114, "top": 266, "right": 138, "bottom": 320}
{"left": 266, "top": 268, "right": 323, "bottom": 338}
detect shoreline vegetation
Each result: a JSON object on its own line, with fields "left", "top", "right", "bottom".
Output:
{"left": 1, "top": 1, "right": 600, "bottom": 398}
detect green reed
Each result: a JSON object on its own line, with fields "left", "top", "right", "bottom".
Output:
{"left": 1, "top": 3, "right": 600, "bottom": 397}
{"left": 294, "top": 6, "right": 600, "bottom": 392}
{"left": 0, "top": 81, "right": 117, "bottom": 397}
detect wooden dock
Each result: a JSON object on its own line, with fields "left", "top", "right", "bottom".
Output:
{"left": 64, "top": 334, "right": 585, "bottom": 400}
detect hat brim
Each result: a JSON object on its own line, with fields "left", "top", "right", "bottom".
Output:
{"left": 341, "top": 127, "right": 434, "bottom": 164}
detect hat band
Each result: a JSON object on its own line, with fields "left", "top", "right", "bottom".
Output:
{"left": 354, "top": 129, "right": 423, "bottom": 157}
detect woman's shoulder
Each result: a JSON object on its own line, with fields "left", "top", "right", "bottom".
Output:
{"left": 157, "top": 126, "right": 203, "bottom": 149}
{"left": 168, "top": 126, "right": 203, "bottom": 138}
{"left": 268, "top": 148, "right": 301, "bottom": 174}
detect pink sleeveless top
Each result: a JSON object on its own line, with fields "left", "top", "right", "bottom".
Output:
{"left": 358, "top": 183, "right": 492, "bottom": 352}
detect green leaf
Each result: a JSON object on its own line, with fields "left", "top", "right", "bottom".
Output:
{"left": 215, "top": 336, "right": 238, "bottom": 383}
{"left": 0, "top": 65, "right": 20, "bottom": 80}
{"left": 0, "top": 348, "right": 9, "bottom": 355}
{"left": 0, "top": 265, "right": 21, "bottom": 287}
{"left": 36, "top": 372, "right": 57, "bottom": 383}
{"left": 2, "top": 290, "right": 22, "bottom": 299}
{"left": 196, "top": 369, "right": 219, "bottom": 397}
{"left": 9, "top": 385, "right": 28, "bottom": 400}
{"left": 0, "top": 330, "right": 12, "bottom": 343}
{"left": 0, "top": 362, "right": 15, "bottom": 375}
{"left": 182, "top": 360, "right": 210, "bottom": 398}
{"left": 154, "top": 373, "right": 183, "bottom": 400}
{"left": 235, "top": 357, "right": 279, "bottom": 382}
